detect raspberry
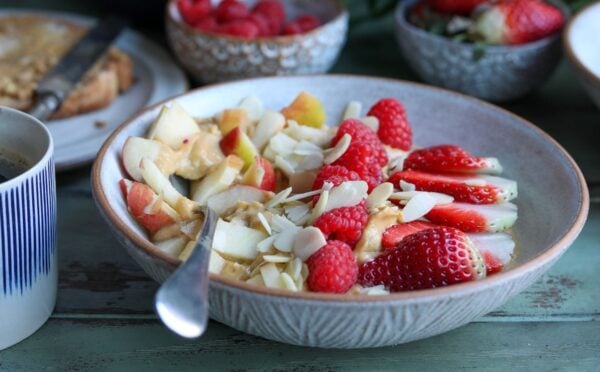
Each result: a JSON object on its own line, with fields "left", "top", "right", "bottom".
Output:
{"left": 177, "top": 0, "right": 211, "bottom": 25}
{"left": 367, "top": 98, "right": 412, "bottom": 151}
{"left": 312, "top": 165, "right": 361, "bottom": 204}
{"left": 352, "top": 162, "right": 383, "bottom": 191}
{"left": 247, "top": 12, "right": 271, "bottom": 37}
{"left": 281, "top": 22, "right": 303, "bottom": 35}
{"left": 331, "top": 141, "right": 384, "bottom": 190}
{"left": 215, "top": 0, "right": 250, "bottom": 23}
{"left": 307, "top": 240, "right": 358, "bottom": 293}
{"left": 331, "top": 119, "right": 388, "bottom": 167}
{"left": 313, "top": 202, "right": 368, "bottom": 247}
{"left": 253, "top": 0, "right": 286, "bottom": 34}
{"left": 295, "top": 15, "right": 320, "bottom": 31}
{"left": 219, "top": 20, "right": 260, "bottom": 39}
{"left": 194, "top": 16, "right": 218, "bottom": 33}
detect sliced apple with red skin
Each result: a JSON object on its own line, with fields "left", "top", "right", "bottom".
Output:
{"left": 219, "top": 108, "right": 251, "bottom": 135}
{"left": 241, "top": 156, "right": 276, "bottom": 192}
{"left": 207, "top": 184, "right": 270, "bottom": 215}
{"left": 281, "top": 91, "right": 326, "bottom": 128}
{"left": 219, "top": 127, "right": 259, "bottom": 170}
{"left": 191, "top": 155, "right": 244, "bottom": 205}
{"left": 147, "top": 103, "right": 200, "bottom": 150}
{"left": 122, "top": 136, "right": 179, "bottom": 181}
{"left": 119, "top": 179, "right": 180, "bottom": 234}
{"left": 140, "top": 158, "right": 200, "bottom": 219}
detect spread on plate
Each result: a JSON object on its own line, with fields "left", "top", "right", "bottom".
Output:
{"left": 0, "top": 15, "right": 134, "bottom": 119}
{"left": 119, "top": 92, "right": 518, "bottom": 294}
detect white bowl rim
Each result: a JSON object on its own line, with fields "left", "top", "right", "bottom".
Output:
{"left": 395, "top": 0, "right": 567, "bottom": 52}
{"left": 563, "top": 1, "right": 600, "bottom": 87}
{"left": 165, "top": 0, "right": 349, "bottom": 43}
{"left": 91, "top": 74, "right": 589, "bottom": 303}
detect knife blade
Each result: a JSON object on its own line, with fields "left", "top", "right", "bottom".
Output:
{"left": 29, "top": 17, "right": 126, "bottom": 121}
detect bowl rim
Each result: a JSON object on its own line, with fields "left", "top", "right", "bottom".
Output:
{"left": 91, "top": 74, "right": 589, "bottom": 303}
{"left": 562, "top": 1, "right": 600, "bottom": 87}
{"left": 165, "top": 0, "right": 348, "bottom": 43}
{"left": 394, "top": 0, "right": 566, "bottom": 52}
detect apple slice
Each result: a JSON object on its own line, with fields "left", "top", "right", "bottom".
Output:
{"left": 191, "top": 155, "right": 244, "bottom": 205}
{"left": 207, "top": 184, "right": 270, "bottom": 215}
{"left": 251, "top": 111, "right": 285, "bottom": 150}
{"left": 219, "top": 127, "right": 259, "bottom": 169}
{"left": 176, "top": 130, "right": 225, "bottom": 180}
{"left": 212, "top": 219, "right": 267, "bottom": 260}
{"left": 147, "top": 103, "right": 200, "bottom": 150}
{"left": 154, "top": 236, "right": 188, "bottom": 257}
{"left": 122, "top": 136, "right": 179, "bottom": 181}
{"left": 241, "top": 156, "right": 276, "bottom": 191}
{"left": 219, "top": 108, "right": 251, "bottom": 135}
{"left": 281, "top": 91, "right": 326, "bottom": 128}
{"left": 140, "top": 158, "right": 200, "bottom": 219}
{"left": 239, "top": 95, "right": 264, "bottom": 122}
{"left": 120, "top": 179, "right": 180, "bottom": 234}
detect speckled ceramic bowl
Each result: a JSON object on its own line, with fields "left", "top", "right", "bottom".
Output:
{"left": 165, "top": 0, "right": 348, "bottom": 83}
{"left": 563, "top": 1, "right": 600, "bottom": 110}
{"left": 394, "top": 0, "right": 567, "bottom": 102}
{"left": 91, "top": 75, "right": 588, "bottom": 348}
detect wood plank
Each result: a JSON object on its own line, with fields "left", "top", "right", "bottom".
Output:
{"left": 1, "top": 320, "right": 599, "bottom": 371}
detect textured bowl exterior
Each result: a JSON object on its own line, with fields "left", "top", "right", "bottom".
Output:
{"left": 165, "top": 1, "right": 348, "bottom": 83}
{"left": 92, "top": 75, "right": 588, "bottom": 348}
{"left": 394, "top": 0, "right": 564, "bottom": 102}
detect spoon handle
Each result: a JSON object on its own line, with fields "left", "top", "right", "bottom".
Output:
{"left": 155, "top": 207, "right": 218, "bottom": 338}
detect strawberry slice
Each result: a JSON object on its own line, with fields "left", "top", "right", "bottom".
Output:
{"left": 381, "top": 221, "right": 437, "bottom": 250}
{"left": 471, "top": 0, "right": 564, "bottom": 45}
{"left": 428, "top": 0, "right": 487, "bottom": 15}
{"left": 425, "top": 202, "right": 517, "bottom": 233}
{"left": 468, "top": 233, "right": 515, "bottom": 275}
{"left": 388, "top": 170, "right": 517, "bottom": 204}
{"left": 404, "top": 145, "right": 502, "bottom": 174}
{"left": 358, "top": 227, "right": 486, "bottom": 292}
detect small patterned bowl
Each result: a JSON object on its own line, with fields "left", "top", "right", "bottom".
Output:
{"left": 563, "top": 1, "right": 600, "bottom": 110}
{"left": 92, "top": 75, "right": 588, "bottom": 348}
{"left": 394, "top": 0, "right": 567, "bottom": 102}
{"left": 165, "top": 0, "right": 348, "bottom": 83}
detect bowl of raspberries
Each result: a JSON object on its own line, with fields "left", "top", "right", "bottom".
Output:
{"left": 166, "top": 0, "right": 348, "bottom": 83}
{"left": 395, "top": 0, "right": 568, "bottom": 101}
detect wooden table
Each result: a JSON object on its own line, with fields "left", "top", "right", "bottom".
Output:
{"left": 1, "top": 3, "right": 599, "bottom": 370}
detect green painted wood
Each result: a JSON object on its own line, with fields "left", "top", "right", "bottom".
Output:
{"left": 1, "top": 320, "right": 599, "bottom": 371}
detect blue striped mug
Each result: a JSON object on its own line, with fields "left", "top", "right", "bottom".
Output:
{"left": 0, "top": 107, "right": 56, "bottom": 350}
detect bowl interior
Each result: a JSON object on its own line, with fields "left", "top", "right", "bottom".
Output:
{"left": 96, "top": 75, "right": 586, "bottom": 290}
{"left": 566, "top": 2, "right": 600, "bottom": 81}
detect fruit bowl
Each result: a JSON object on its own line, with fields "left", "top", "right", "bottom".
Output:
{"left": 394, "top": 0, "right": 568, "bottom": 102}
{"left": 92, "top": 75, "right": 588, "bottom": 348}
{"left": 165, "top": 0, "right": 348, "bottom": 83}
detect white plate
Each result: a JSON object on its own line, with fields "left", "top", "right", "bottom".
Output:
{"left": 0, "top": 10, "right": 188, "bottom": 171}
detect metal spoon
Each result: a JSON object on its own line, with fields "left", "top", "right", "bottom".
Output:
{"left": 154, "top": 206, "right": 218, "bottom": 338}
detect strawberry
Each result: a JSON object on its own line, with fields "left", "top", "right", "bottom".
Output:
{"left": 428, "top": 0, "right": 486, "bottom": 14}
{"left": 253, "top": 0, "right": 286, "bottom": 35}
{"left": 471, "top": 0, "right": 564, "bottom": 45}
{"left": 219, "top": 20, "right": 260, "bottom": 39}
{"left": 295, "top": 15, "right": 320, "bottom": 32}
{"left": 358, "top": 227, "right": 486, "bottom": 291}
{"left": 194, "top": 16, "right": 218, "bottom": 33}
{"left": 313, "top": 202, "right": 369, "bottom": 247}
{"left": 381, "top": 221, "right": 438, "bottom": 250}
{"left": 468, "top": 233, "right": 515, "bottom": 275}
{"left": 367, "top": 98, "right": 412, "bottom": 151}
{"left": 404, "top": 145, "right": 502, "bottom": 174}
{"left": 177, "top": 0, "right": 211, "bottom": 25}
{"left": 388, "top": 170, "right": 517, "bottom": 204}
{"left": 282, "top": 22, "right": 303, "bottom": 35}
{"left": 426, "top": 202, "right": 518, "bottom": 233}
{"left": 331, "top": 119, "right": 388, "bottom": 167}
{"left": 307, "top": 240, "right": 358, "bottom": 293}
{"left": 247, "top": 12, "right": 271, "bottom": 37}
{"left": 215, "top": 0, "right": 250, "bottom": 23}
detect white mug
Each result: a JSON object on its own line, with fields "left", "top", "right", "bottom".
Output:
{"left": 0, "top": 107, "right": 57, "bottom": 350}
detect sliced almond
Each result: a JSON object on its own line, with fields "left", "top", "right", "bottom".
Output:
{"left": 278, "top": 272, "right": 298, "bottom": 291}
{"left": 273, "top": 227, "right": 301, "bottom": 252}
{"left": 271, "top": 214, "right": 297, "bottom": 232}
{"left": 285, "top": 257, "right": 303, "bottom": 280}
{"left": 284, "top": 189, "right": 322, "bottom": 203}
{"left": 246, "top": 274, "right": 265, "bottom": 287}
{"left": 257, "top": 235, "right": 277, "bottom": 252}
{"left": 324, "top": 133, "right": 351, "bottom": 164}
{"left": 265, "top": 187, "right": 293, "bottom": 209}
{"left": 309, "top": 189, "right": 329, "bottom": 223}
{"left": 260, "top": 263, "right": 281, "bottom": 288}
{"left": 390, "top": 191, "right": 454, "bottom": 205}
{"left": 367, "top": 182, "right": 393, "bottom": 210}
{"left": 324, "top": 180, "right": 368, "bottom": 213}
{"left": 360, "top": 285, "right": 390, "bottom": 295}
{"left": 400, "top": 180, "right": 416, "bottom": 191}
{"left": 294, "top": 140, "right": 323, "bottom": 156}
{"left": 293, "top": 226, "right": 326, "bottom": 261}
{"left": 361, "top": 116, "right": 379, "bottom": 132}
{"left": 402, "top": 192, "right": 436, "bottom": 222}
{"left": 342, "top": 101, "right": 362, "bottom": 120}
{"left": 263, "top": 254, "right": 292, "bottom": 263}
{"left": 238, "top": 95, "right": 263, "bottom": 121}
{"left": 257, "top": 212, "right": 271, "bottom": 235}
{"left": 284, "top": 203, "right": 311, "bottom": 225}
{"left": 275, "top": 155, "right": 296, "bottom": 177}
{"left": 296, "top": 152, "right": 324, "bottom": 171}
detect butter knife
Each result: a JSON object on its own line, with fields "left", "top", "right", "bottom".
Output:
{"left": 29, "top": 17, "right": 126, "bottom": 121}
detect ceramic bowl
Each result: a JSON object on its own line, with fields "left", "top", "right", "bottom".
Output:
{"left": 165, "top": 0, "right": 348, "bottom": 83}
{"left": 394, "top": 0, "right": 567, "bottom": 102}
{"left": 563, "top": 2, "right": 600, "bottom": 110}
{"left": 91, "top": 75, "right": 588, "bottom": 348}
